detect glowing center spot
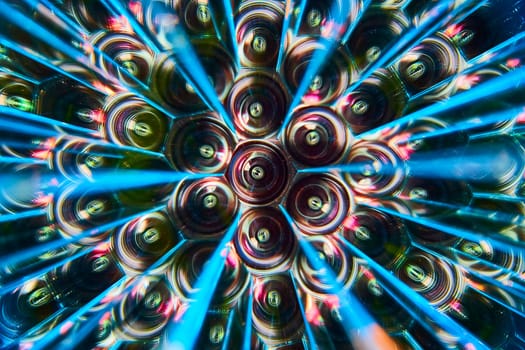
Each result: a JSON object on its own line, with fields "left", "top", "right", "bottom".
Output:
{"left": 142, "top": 228, "right": 160, "bottom": 244}
{"left": 85, "top": 155, "right": 103, "bottom": 168}
{"left": 366, "top": 46, "right": 381, "bottom": 63}
{"left": 36, "top": 226, "right": 54, "bottom": 242}
{"left": 28, "top": 287, "right": 52, "bottom": 307}
{"left": 199, "top": 144, "right": 215, "bottom": 159}
{"left": 305, "top": 130, "right": 321, "bottom": 146}
{"left": 368, "top": 279, "right": 383, "bottom": 296}
{"left": 133, "top": 121, "right": 153, "bottom": 137}
{"left": 406, "top": 61, "right": 426, "bottom": 80}
{"left": 462, "top": 242, "right": 483, "bottom": 257}
{"left": 252, "top": 35, "right": 267, "bottom": 53}
{"left": 309, "top": 75, "right": 323, "bottom": 91}
{"left": 209, "top": 325, "right": 225, "bottom": 344}
{"left": 267, "top": 290, "right": 281, "bottom": 307}
{"left": 307, "top": 9, "right": 322, "bottom": 27}
{"left": 203, "top": 194, "right": 218, "bottom": 208}
{"left": 197, "top": 5, "right": 211, "bottom": 23}
{"left": 256, "top": 227, "right": 271, "bottom": 243}
{"left": 307, "top": 196, "right": 323, "bottom": 211}
{"left": 6, "top": 95, "right": 33, "bottom": 111}
{"left": 92, "top": 256, "right": 110, "bottom": 273}
{"left": 249, "top": 102, "right": 263, "bottom": 118}
{"left": 121, "top": 60, "right": 138, "bottom": 76}
{"left": 406, "top": 264, "right": 426, "bottom": 283}
{"left": 355, "top": 226, "right": 371, "bottom": 240}
{"left": 185, "top": 82, "right": 196, "bottom": 93}
{"left": 250, "top": 165, "right": 265, "bottom": 180}
{"left": 409, "top": 187, "right": 428, "bottom": 199}
{"left": 144, "top": 291, "right": 162, "bottom": 309}
{"left": 352, "top": 99, "right": 369, "bottom": 115}
{"left": 86, "top": 199, "right": 105, "bottom": 216}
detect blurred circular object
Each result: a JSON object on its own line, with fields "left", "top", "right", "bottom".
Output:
{"left": 90, "top": 31, "right": 154, "bottom": 86}
{"left": 0, "top": 73, "right": 35, "bottom": 112}
{"left": 47, "top": 245, "right": 122, "bottom": 307}
{"left": 293, "top": 235, "right": 358, "bottom": 298}
{"left": 65, "top": 0, "right": 113, "bottom": 31}
{"left": 396, "top": 34, "right": 464, "bottom": 96}
{"left": 341, "top": 206, "right": 408, "bottom": 268}
{"left": 104, "top": 93, "right": 169, "bottom": 151}
{"left": 337, "top": 70, "right": 407, "bottom": 134}
{"left": 395, "top": 249, "right": 465, "bottom": 311}
{"left": 283, "top": 38, "right": 353, "bottom": 105}
{"left": 286, "top": 174, "right": 351, "bottom": 234}
{"left": 177, "top": 0, "right": 216, "bottom": 36}
{"left": 345, "top": 140, "right": 405, "bottom": 197}
{"left": 171, "top": 177, "right": 238, "bottom": 237}
{"left": 168, "top": 241, "right": 249, "bottom": 308}
{"left": 114, "top": 277, "right": 176, "bottom": 340}
{"left": 236, "top": 0, "right": 284, "bottom": 67}
{"left": 252, "top": 275, "right": 304, "bottom": 345}
{"left": 234, "top": 207, "right": 296, "bottom": 274}
{"left": 167, "top": 115, "right": 235, "bottom": 173}
{"left": 112, "top": 211, "right": 179, "bottom": 274}
{"left": 347, "top": 9, "right": 409, "bottom": 71}
{"left": 227, "top": 71, "right": 288, "bottom": 138}
{"left": 227, "top": 141, "right": 289, "bottom": 205}
{"left": 284, "top": 106, "right": 349, "bottom": 166}
{"left": 152, "top": 40, "right": 235, "bottom": 112}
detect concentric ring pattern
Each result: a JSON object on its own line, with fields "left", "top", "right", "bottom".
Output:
{"left": 0, "top": 0, "right": 525, "bottom": 349}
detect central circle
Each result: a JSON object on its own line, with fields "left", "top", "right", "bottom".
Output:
{"left": 250, "top": 165, "right": 265, "bottom": 180}
{"left": 256, "top": 227, "right": 270, "bottom": 243}
{"left": 352, "top": 100, "right": 369, "bottom": 115}
{"left": 307, "top": 196, "right": 323, "bottom": 211}
{"left": 227, "top": 141, "right": 289, "bottom": 205}
{"left": 309, "top": 75, "right": 323, "bottom": 91}
{"left": 305, "top": 130, "right": 320, "bottom": 146}
{"left": 252, "top": 35, "right": 267, "bottom": 53}
{"left": 249, "top": 102, "right": 263, "bottom": 118}
{"left": 199, "top": 144, "right": 215, "bottom": 159}
{"left": 267, "top": 290, "right": 281, "bottom": 307}
{"left": 203, "top": 194, "right": 218, "bottom": 208}
{"left": 196, "top": 5, "right": 211, "bottom": 23}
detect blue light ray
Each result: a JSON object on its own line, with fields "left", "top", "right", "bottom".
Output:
{"left": 342, "top": 0, "right": 487, "bottom": 96}
{"left": 221, "top": 307, "right": 236, "bottom": 350}
{"left": 242, "top": 277, "right": 254, "bottom": 350}
{"left": 358, "top": 64, "right": 525, "bottom": 139}
{"left": 359, "top": 202, "right": 525, "bottom": 256}
{"left": 219, "top": 0, "right": 240, "bottom": 68}
{"left": 29, "top": 240, "right": 184, "bottom": 350}
{"left": 339, "top": 237, "right": 490, "bottom": 350}
{"left": 292, "top": 0, "right": 308, "bottom": 35}
{"left": 276, "top": 0, "right": 295, "bottom": 70}
{"left": 473, "top": 192, "right": 525, "bottom": 203}
{"left": 0, "top": 156, "right": 48, "bottom": 165}
{"left": 1, "top": 205, "right": 166, "bottom": 269}
{"left": 279, "top": 0, "right": 359, "bottom": 137}
{"left": 290, "top": 271, "right": 319, "bottom": 350}
{"left": 279, "top": 205, "right": 403, "bottom": 350}
{"left": 412, "top": 242, "right": 525, "bottom": 318}
{"left": 163, "top": 213, "right": 241, "bottom": 350}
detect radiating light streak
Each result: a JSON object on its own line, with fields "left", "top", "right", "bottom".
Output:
{"left": 219, "top": 0, "right": 240, "bottom": 68}
{"left": 412, "top": 242, "right": 525, "bottom": 318}
{"left": 358, "top": 64, "right": 525, "bottom": 139}
{"left": 0, "top": 246, "right": 96, "bottom": 295}
{"left": 0, "top": 156, "right": 48, "bottom": 165}
{"left": 0, "top": 209, "right": 46, "bottom": 224}
{"left": 0, "top": 106, "right": 99, "bottom": 136}
{"left": 1, "top": 205, "right": 166, "bottom": 269}
{"left": 298, "top": 162, "right": 369, "bottom": 174}
{"left": 242, "top": 278, "right": 254, "bottom": 350}
{"left": 473, "top": 192, "right": 525, "bottom": 203}
{"left": 279, "top": 0, "right": 355, "bottom": 137}
{"left": 279, "top": 205, "right": 402, "bottom": 350}
{"left": 276, "top": 0, "right": 295, "bottom": 70}
{"left": 397, "top": 107, "right": 523, "bottom": 143}
{"left": 360, "top": 202, "right": 525, "bottom": 255}
{"left": 340, "top": 238, "right": 491, "bottom": 350}
{"left": 0, "top": 2, "right": 180, "bottom": 122}
{"left": 290, "top": 271, "right": 319, "bottom": 350}
{"left": 152, "top": 7, "right": 236, "bottom": 133}
{"left": 163, "top": 213, "right": 241, "bottom": 350}
{"left": 292, "top": 0, "right": 308, "bottom": 35}
{"left": 30, "top": 241, "right": 184, "bottom": 350}
{"left": 341, "top": 0, "right": 372, "bottom": 45}
{"left": 342, "top": 0, "right": 487, "bottom": 96}
{"left": 221, "top": 308, "right": 236, "bottom": 350}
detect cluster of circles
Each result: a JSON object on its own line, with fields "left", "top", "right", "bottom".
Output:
{"left": 0, "top": 0, "right": 525, "bottom": 349}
